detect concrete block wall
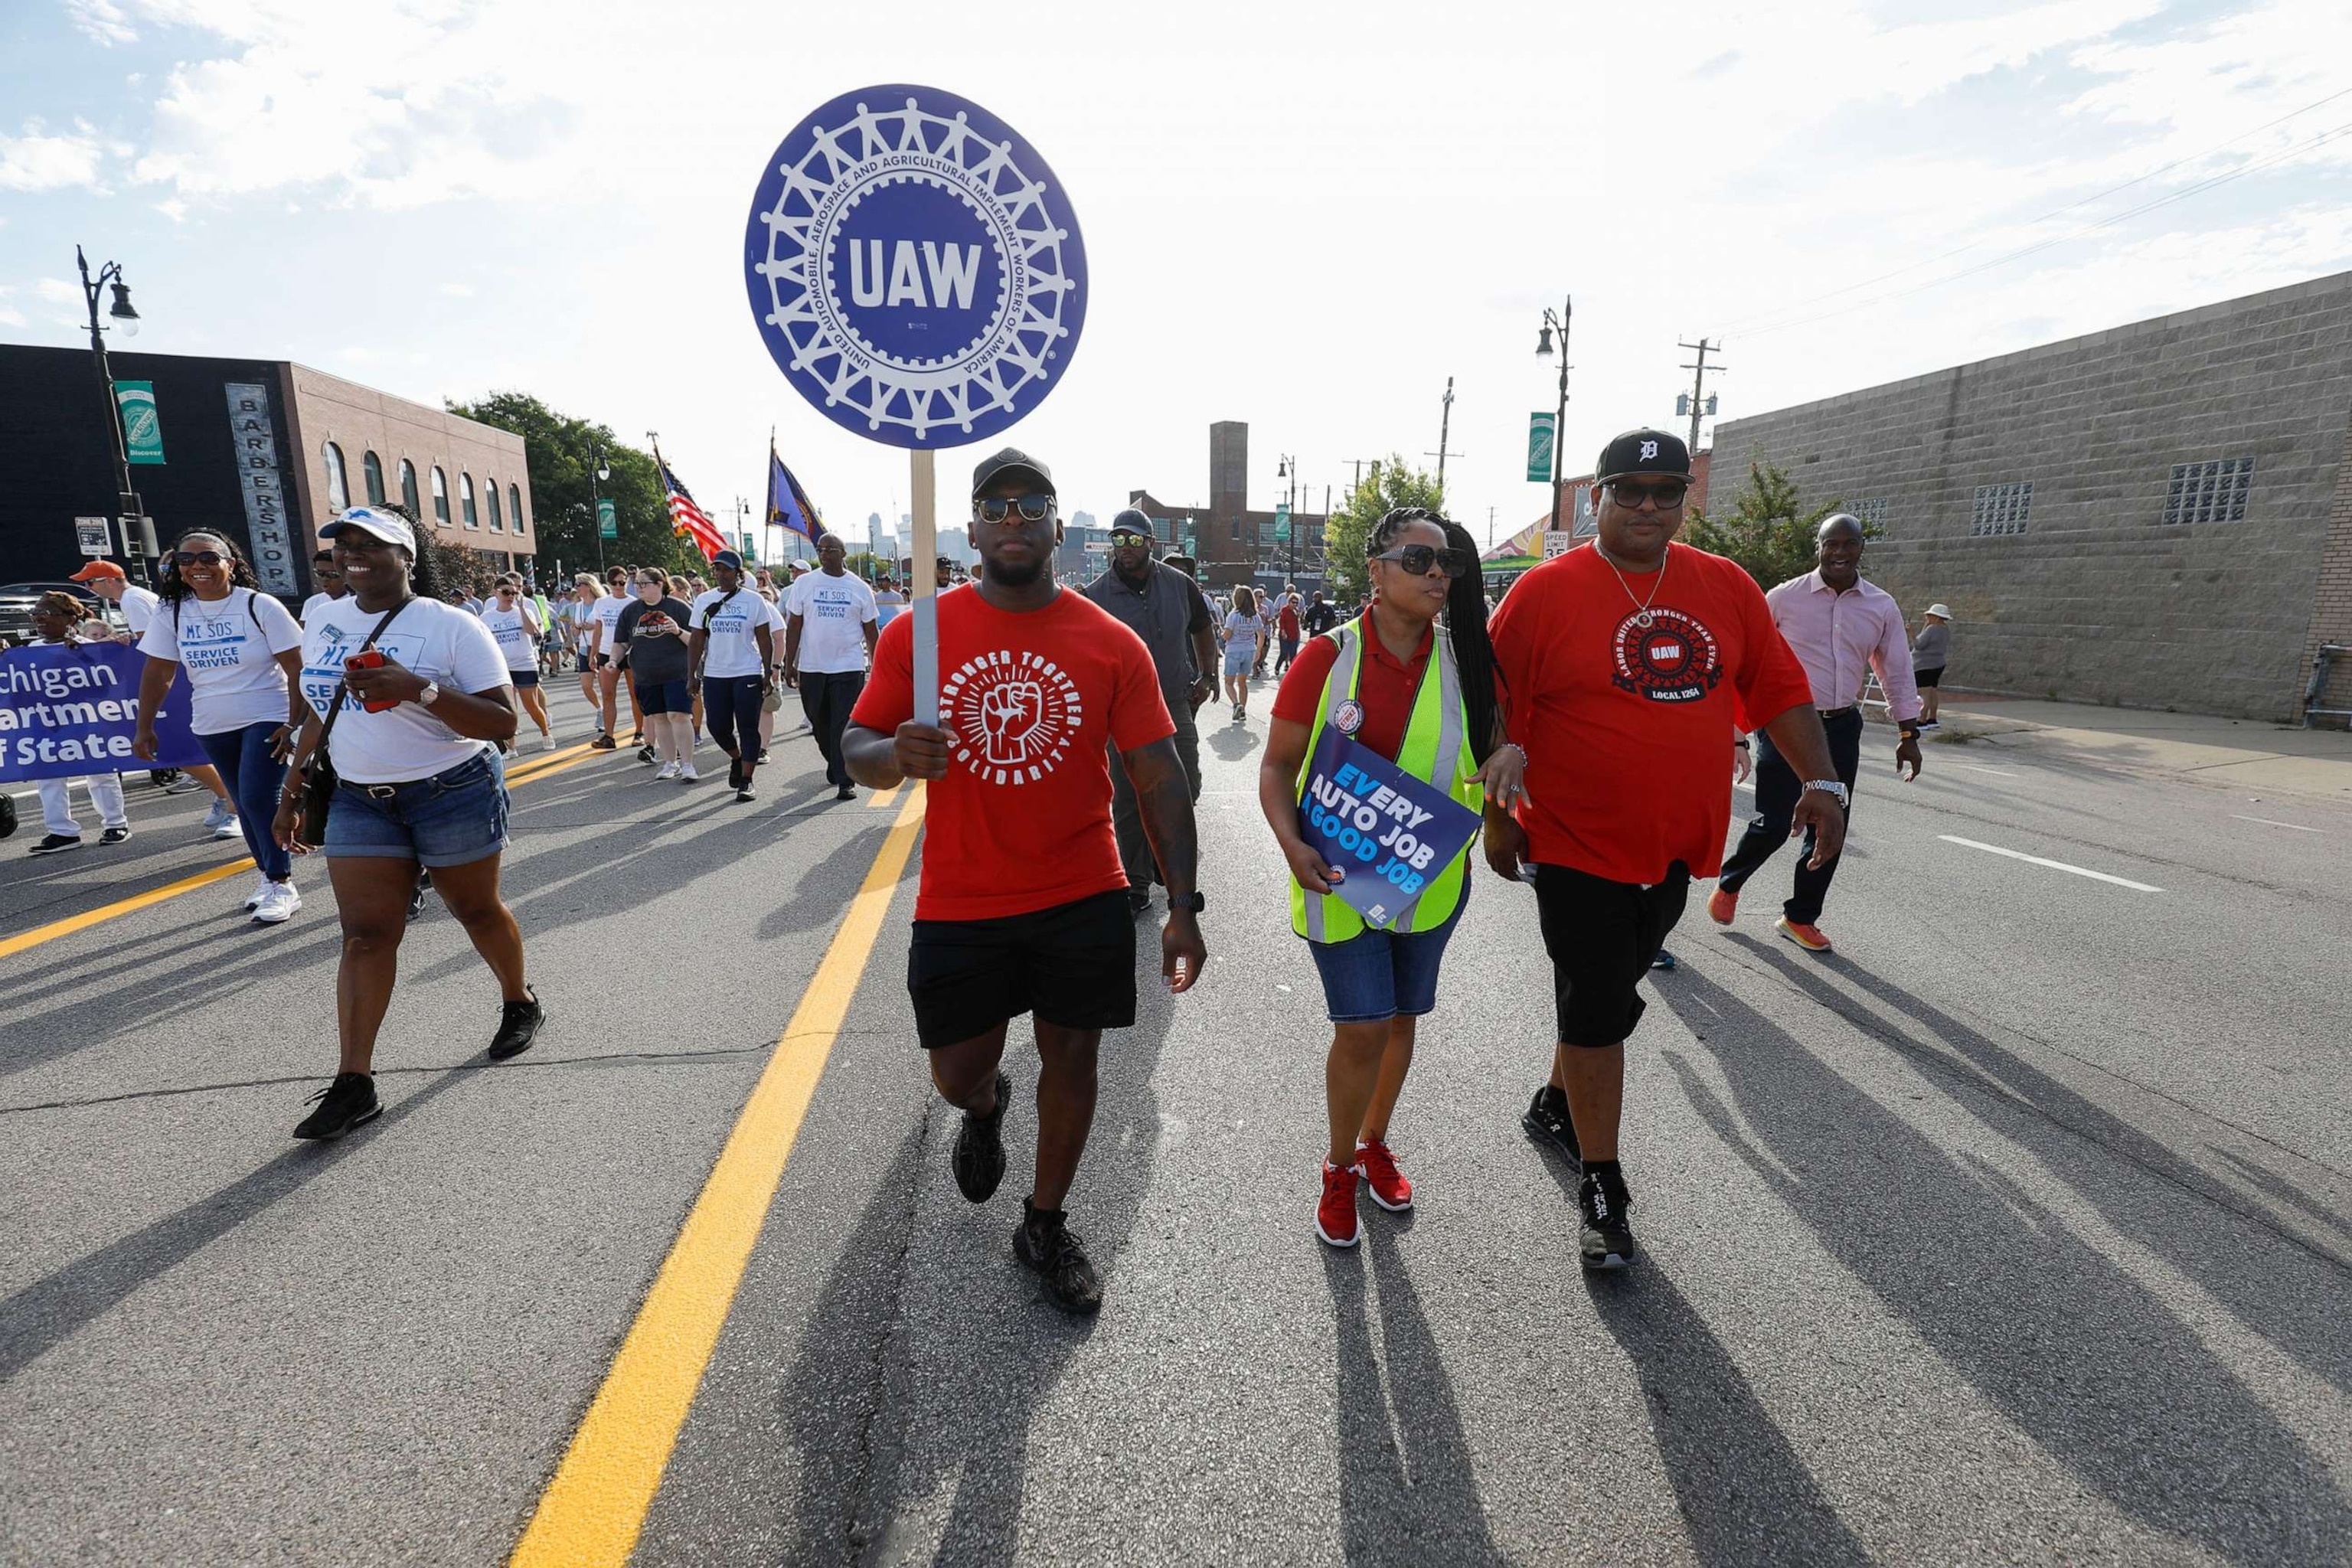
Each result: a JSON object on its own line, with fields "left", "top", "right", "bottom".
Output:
{"left": 2304, "top": 418, "right": 2352, "bottom": 726}
{"left": 1707, "top": 271, "right": 2352, "bottom": 721}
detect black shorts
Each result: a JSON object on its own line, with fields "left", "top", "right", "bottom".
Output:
{"left": 907, "top": 889, "right": 1136, "bottom": 1050}
{"left": 1531, "top": 862, "right": 1691, "bottom": 1047}
{"left": 508, "top": 668, "right": 540, "bottom": 689}
{"left": 1915, "top": 665, "right": 1944, "bottom": 689}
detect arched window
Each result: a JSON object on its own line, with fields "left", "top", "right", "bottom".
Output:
{"left": 399, "top": 459, "right": 420, "bottom": 518}
{"left": 459, "top": 472, "right": 479, "bottom": 528}
{"left": 322, "top": 441, "right": 349, "bottom": 511}
{"left": 485, "top": 479, "right": 504, "bottom": 532}
{"left": 509, "top": 483, "right": 525, "bottom": 535}
{"left": 362, "top": 450, "right": 386, "bottom": 506}
{"left": 431, "top": 466, "right": 450, "bottom": 525}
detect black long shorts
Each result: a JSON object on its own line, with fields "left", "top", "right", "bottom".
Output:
{"left": 1531, "top": 862, "right": 1691, "bottom": 1047}
{"left": 1915, "top": 665, "right": 1944, "bottom": 689}
{"left": 907, "top": 890, "right": 1136, "bottom": 1050}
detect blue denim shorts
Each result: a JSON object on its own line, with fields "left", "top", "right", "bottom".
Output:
{"left": 1304, "top": 877, "right": 1468, "bottom": 1023}
{"left": 324, "top": 747, "right": 510, "bottom": 867}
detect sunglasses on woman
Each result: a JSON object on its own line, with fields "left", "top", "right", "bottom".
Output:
{"left": 172, "top": 550, "right": 227, "bottom": 567}
{"left": 976, "top": 493, "right": 1054, "bottom": 524}
{"left": 1370, "top": 544, "right": 1475, "bottom": 579}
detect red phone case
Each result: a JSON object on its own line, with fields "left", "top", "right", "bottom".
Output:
{"left": 347, "top": 649, "right": 401, "bottom": 713}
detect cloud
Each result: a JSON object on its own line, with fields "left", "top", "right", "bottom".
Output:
{"left": 64, "top": 0, "right": 137, "bottom": 46}
{"left": 34, "top": 279, "right": 81, "bottom": 305}
{"left": 0, "top": 307, "right": 24, "bottom": 327}
{"left": 438, "top": 282, "right": 474, "bottom": 297}
{"left": 153, "top": 196, "right": 188, "bottom": 221}
{"left": 0, "top": 119, "right": 115, "bottom": 191}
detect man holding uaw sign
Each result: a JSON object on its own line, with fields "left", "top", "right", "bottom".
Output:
{"left": 747, "top": 87, "right": 1204, "bottom": 1313}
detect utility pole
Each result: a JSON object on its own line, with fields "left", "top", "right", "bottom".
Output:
{"left": 1426, "top": 377, "right": 1462, "bottom": 495}
{"left": 1487, "top": 505, "right": 1498, "bottom": 549}
{"left": 1678, "top": 338, "right": 1724, "bottom": 456}
{"left": 1535, "top": 296, "right": 1572, "bottom": 535}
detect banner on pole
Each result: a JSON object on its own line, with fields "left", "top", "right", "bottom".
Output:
{"left": 1525, "top": 412, "right": 1555, "bottom": 484}
{"left": 596, "top": 498, "right": 617, "bottom": 539}
{"left": 1296, "top": 728, "right": 1480, "bottom": 931}
{"left": 115, "top": 381, "right": 164, "bottom": 465}
{"left": 0, "top": 642, "right": 204, "bottom": 782}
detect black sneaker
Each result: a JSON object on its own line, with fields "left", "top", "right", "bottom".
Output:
{"left": 756, "top": 750, "right": 773, "bottom": 765}
{"left": 28, "top": 833, "right": 82, "bottom": 856}
{"left": 488, "top": 986, "right": 543, "bottom": 1060}
{"left": 1522, "top": 1085, "right": 1581, "bottom": 1168}
{"left": 735, "top": 784, "right": 756, "bottom": 803}
{"left": 727, "top": 756, "right": 745, "bottom": 791}
{"left": 293, "top": 1072, "right": 381, "bottom": 1140}
{"left": 1126, "top": 887, "right": 1152, "bottom": 915}
{"left": 407, "top": 871, "right": 430, "bottom": 923}
{"left": 0, "top": 792, "right": 14, "bottom": 839}
{"left": 629, "top": 730, "right": 644, "bottom": 745}
{"left": 1014, "top": 1198, "right": 1103, "bottom": 1314}
{"left": 952, "top": 1071, "right": 1010, "bottom": 1203}
{"left": 100, "top": 826, "right": 132, "bottom": 845}
{"left": 835, "top": 785, "right": 855, "bottom": 801}
{"left": 636, "top": 743, "right": 658, "bottom": 765}
{"left": 1579, "top": 1169, "right": 1635, "bottom": 1269}
{"left": 589, "top": 734, "right": 617, "bottom": 751}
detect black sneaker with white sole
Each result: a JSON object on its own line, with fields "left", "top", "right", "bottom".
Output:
{"left": 1523, "top": 1084, "right": 1581, "bottom": 1168}
{"left": 293, "top": 1072, "right": 380, "bottom": 1140}
{"left": 488, "top": 986, "right": 543, "bottom": 1060}
{"left": 1014, "top": 1198, "right": 1103, "bottom": 1313}
{"left": 27, "top": 833, "right": 82, "bottom": 856}
{"left": 952, "top": 1071, "right": 1011, "bottom": 1203}
{"left": 100, "top": 826, "right": 132, "bottom": 845}
{"left": 1579, "top": 1168, "right": 1635, "bottom": 1269}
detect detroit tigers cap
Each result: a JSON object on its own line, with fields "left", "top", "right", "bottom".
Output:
{"left": 1596, "top": 428, "right": 1694, "bottom": 482}
{"left": 970, "top": 446, "right": 1055, "bottom": 499}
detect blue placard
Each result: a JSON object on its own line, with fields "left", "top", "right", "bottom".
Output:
{"left": 0, "top": 641, "right": 204, "bottom": 782}
{"left": 743, "top": 84, "right": 1088, "bottom": 449}
{"left": 1298, "top": 728, "right": 1481, "bottom": 930}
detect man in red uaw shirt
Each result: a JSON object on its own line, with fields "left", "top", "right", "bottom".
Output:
{"left": 844, "top": 448, "right": 1209, "bottom": 1315}
{"left": 1485, "top": 427, "right": 1846, "bottom": 1271}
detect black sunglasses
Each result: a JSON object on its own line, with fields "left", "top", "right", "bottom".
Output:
{"left": 976, "top": 493, "right": 1055, "bottom": 524}
{"left": 1606, "top": 479, "right": 1689, "bottom": 510}
{"left": 172, "top": 550, "right": 227, "bottom": 567}
{"left": 1371, "top": 544, "right": 1475, "bottom": 579}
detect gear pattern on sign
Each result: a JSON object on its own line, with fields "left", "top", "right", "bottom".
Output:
{"left": 746, "top": 89, "right": 1086, "bottom": 447}
{"left": 939, "top": 648, "right": 1086, "bottom": 785}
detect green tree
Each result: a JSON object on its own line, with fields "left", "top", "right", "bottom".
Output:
{"left": 446, "top": 392, "right": 704, "bottom": 580}
{"left": 1683, "top": 460, "right": 1857, "bottom": 590}
{"left": 1324, "top": 454, "right": 1446, "bottom": 607}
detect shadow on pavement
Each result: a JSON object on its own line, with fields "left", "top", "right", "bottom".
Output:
{"left": 1655, "top": 964, "right": 2351, "bottom": 1566}
{"left": 1206, "top": 724, "right": 1260, "bottom": 763}
{"left": 1321, "top": 1220, "right": 1508, "bottom": 1566}
{"left": 0, "top": 1063, "right": 472, "bottom": 1382}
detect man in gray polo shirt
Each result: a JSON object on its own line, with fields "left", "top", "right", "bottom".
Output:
{"left": 1085, "top": 508, "right": 1218, "bottom": 912}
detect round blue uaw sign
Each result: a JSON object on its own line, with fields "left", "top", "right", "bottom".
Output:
{"left": 743, "top": 85, "right": 1087, "bottom": 450}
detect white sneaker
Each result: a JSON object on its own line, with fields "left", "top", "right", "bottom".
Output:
{"left": 655, "top": 760, "right": 681, "bottom": 780}
{"left": 251, "top": 880, "right": 302, "bottom": 925}
{"left": 201, "top": 799, "right": 235, "bottom": 833}
{"left": 241, "top": 871, "right": 272, "bottom": 911}
{"left": 678, "top": 763, "right": 699, "bottom": 782}
{"left": 541, "top": 730, "right": 557, "bottom": 751}
{"left": 211, "top": 813, "right": 243, "bottom": 841}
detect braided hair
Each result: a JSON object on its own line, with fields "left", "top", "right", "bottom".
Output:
{"left": 1367, "top": 506, "right": 1499, "bottom": 766}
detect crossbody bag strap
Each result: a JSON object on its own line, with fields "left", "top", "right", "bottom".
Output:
{"left": 312, "top": 599, "right": 410, "bottom": 756}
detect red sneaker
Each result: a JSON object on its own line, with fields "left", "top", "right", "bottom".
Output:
{"left": 1315, "top": 1161, "right": 1361, "bottom": 1248}
{"left": 1356, "top": 1138, "right": 1413, "bottom": 1212}
{"left": 1707, "top": 885, "right": 1738, "bottom": 925}
{"left": 1775, "top": 916, "right": 1833, "bottom": 953}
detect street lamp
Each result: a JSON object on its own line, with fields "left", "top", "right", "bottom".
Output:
{"left": 588, "top": 440, "right": 610, "bottom": 575}
{"left": 1535, "top": 294, "right": 1571, "bottom": 537}
{"left": 1276, "top": 452, "right": 1299, "bottom": 587}
{"left": 76, "top": 243, "right": 155, "bottom": 585}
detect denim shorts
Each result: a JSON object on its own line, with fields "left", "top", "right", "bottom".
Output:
{"left": 1304, "top": 876, "right": 1468, "bottom": 1023}
{"left": 324, "top": 747, "right": 510, "bottom": 867}
{"left": 1222, "top": 644, "right": 1255, "bottom": 677}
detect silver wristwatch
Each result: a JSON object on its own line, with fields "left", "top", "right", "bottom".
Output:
{"left": 1802, "top": 779, "right": 1849, "bottom": 808}
{"left": 416, "top": 681, "right": 442, "bottom": 708}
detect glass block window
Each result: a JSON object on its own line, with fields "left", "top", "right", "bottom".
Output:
{"left": 1970, "top": 482, "right": 2032, "bottom": 537}
{"left": 2164, "top": 457, "right": 2252, "bottom": 525}
{"left": 1853, "top": 498, "right": 1888, "bottom": 532}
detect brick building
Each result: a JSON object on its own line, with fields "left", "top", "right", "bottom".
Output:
{"left": 1707, "top": 272, "right": 2352, "bottom": 724}
{"left": 1129, "top": 419, "right": 1330, "bottom": 591}
{"left": 0, "top": 345, "right": 535, "bottom": 602}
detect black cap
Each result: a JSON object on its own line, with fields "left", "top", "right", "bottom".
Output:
{"left": 1109, "top": 508, "right": 1153, "bottom": 538}
{"left": 1595, "top": 427, "right": 1694, "bottom": 482}
{"left": 970, "top": 446, "right": 1055, "bottom": 499}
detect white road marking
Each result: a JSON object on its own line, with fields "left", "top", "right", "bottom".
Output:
{"left": 1937, "top": 835, "right": 2162, "bottom": 892}
{"left": 2230, "top": 814, "right": 2324, "bottom": 834}
{"left": 1949, "top": 763, "right": 2022, "bottom": 778}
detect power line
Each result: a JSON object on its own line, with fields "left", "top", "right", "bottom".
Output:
{"left": 1715, "top": 83, "right": 2352, "bottom": 337}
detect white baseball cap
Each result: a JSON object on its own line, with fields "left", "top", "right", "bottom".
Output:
{"left": 1926, "top": 603, "right": 1953, "bottom": 619}
{"left": 321, "top": 505, "right": 418, "bottom": 554}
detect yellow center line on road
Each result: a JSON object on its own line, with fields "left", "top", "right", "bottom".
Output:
{"left": 1, "top": 738, "right": 617, "bottom": 962}
{"left": 510, "top": 781, "right": 927, "bottom": 1568}
{"left": 864, "top": 782, "right": 902, "bottom": 808}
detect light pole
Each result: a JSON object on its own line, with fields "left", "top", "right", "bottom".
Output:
{"left": 1276, "top": 452, "right": 1298, "bottom": 588}
{"left": 588, "top": 440, "right": 610, "bottom": 576}
{"left": 1534, "top": 294, "right": 1571, "bottom": 537}
{"left": 76, "top": 243, "right": 154, "bottom": 585}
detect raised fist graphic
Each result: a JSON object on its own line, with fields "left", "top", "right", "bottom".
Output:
{"left": 978, "top": 679, "right": 1046, "bottom": 767}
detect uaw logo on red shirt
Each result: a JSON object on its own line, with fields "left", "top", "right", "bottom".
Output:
{"left": 1609, "top": 608, "right": 1723, "bottom": 704}
{"left": 941, "top": 649, "right": 1086, "bottom": 783}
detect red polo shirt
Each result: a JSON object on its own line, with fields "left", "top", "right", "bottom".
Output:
{"left": 1272, "top": 615, "right": 1433, "bottom": 762}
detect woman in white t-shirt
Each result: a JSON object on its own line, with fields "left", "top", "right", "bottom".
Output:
{"left": 587, "top": 566, "right": 643, "bottom": 749}
{"left": 270, "top": 504, "right": 541, "bottom": 1141}
{"left": 688, "top": 549, "right": 782, "bottom": 803}
{"left": 481, "top": 573, "right": 554, "bottom": 750}
{"left": 1220, "top": 583, "right": 1265, "bottom": 722}
{"left": 132, "top": 529, "right": 309, "bottom": 923}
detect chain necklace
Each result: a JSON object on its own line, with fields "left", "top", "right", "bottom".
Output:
{"left": 1596, "top": 541, "right": 1670, "bottom": 629}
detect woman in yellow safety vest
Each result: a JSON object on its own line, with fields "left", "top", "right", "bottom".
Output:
{"left": 1257, "top": 508, "right": 1524, "bottom": 1248}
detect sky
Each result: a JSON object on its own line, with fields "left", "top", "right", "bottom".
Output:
{"left": 4, "top": 0, "right": 2350, "bottom": 563}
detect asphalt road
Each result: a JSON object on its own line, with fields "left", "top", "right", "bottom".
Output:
{"left": 4, "top": 677, "right": 2349, "bottom": 1566}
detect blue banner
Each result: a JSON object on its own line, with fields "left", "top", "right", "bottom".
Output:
{"left": 0, "top": 641, "right": 204, "bottom": 782}
{"left": 1298, "top": 729, "right": 1481, "bottom": 929}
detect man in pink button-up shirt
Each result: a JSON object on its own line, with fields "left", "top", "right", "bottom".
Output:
{"left": 1709, "top": 513, "right": 1923, "bottom": 953}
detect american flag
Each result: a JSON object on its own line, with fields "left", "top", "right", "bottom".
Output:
{"left": 661, "top": 462, "right": 728, "bottom": 560}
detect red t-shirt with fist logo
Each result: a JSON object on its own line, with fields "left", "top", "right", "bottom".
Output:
{"left": 853, "top": 587, "right": 1175, "bottom": 921}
